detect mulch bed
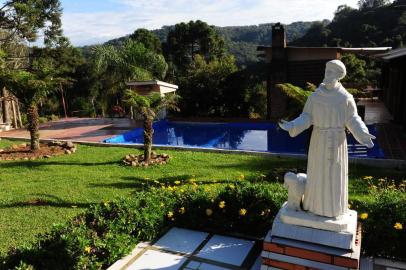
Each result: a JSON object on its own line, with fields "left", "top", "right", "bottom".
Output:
{"left": 0, "top": 141, "right": 77, "bottom": 161}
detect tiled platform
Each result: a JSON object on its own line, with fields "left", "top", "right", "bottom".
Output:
{"left": 111, "top": 227, "right": 261, "bottom": 270}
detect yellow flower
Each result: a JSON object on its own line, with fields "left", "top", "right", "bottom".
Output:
{"left": 103, "top": 202, "right": 109, "bottom": 207}
{"left": 360, "top": 213, "right": 368, "bottom": 220}
{"left": 238, "top": 174, "right": 245, "bottom": 180}
{"left": 206, "top": 208, "right": 213, "bottom": 216}
{"left": 174, "top": 180, "right": 181, "bottom": 185}
{"left": 180, "top": 189, "right": 185, "bottom": 193}
{"left": 394, "top": 222, "right": 403, "bottom": 230}
{"left": 363, "top": 176, "right": 373, "bottom": 181}
{"left": 179, "top": 207, "right": 185, "bottom": 214}
{"left": 167, "top": 186, "right": 174, "bottom": 191}
{"left": 219, "top": 201, "right": 226, "bottom": 209}
{"left": 167, "top": 211, "right": 174, "bottom": 218}
{"left": 239, "top": 208, "right": 247, "bottom": 216}
{"left": 160, "top": 202, "right": 165, "bottom": 207}
{"left": 84, "top": 246, "right": 91, "bottom": 253}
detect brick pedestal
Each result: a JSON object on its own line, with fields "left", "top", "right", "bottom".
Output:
{"left": 261, "top": 223, "right": 362, "bottom": 270}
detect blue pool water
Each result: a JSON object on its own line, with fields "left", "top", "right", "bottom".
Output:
{"left": 103, "top": 120, "right": 385, "bottom": 158}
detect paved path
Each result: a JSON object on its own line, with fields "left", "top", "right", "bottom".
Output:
{"left": 0, "top": 117, "right": 141, "bottom": 142}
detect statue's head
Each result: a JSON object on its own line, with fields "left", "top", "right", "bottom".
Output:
{"left": 323, "top": 60, "right": 346, "bottom": 87}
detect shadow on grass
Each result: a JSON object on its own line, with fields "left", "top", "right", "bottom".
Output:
{"left": 212, "top": 157, "right": 306, "bottom": 171}
{"left": 0, "top": 193, "right": 94, "bottom": 209}
{"left": 89, "top": 174, "right": 246, "bottom": 194}
{"left": 89, "top": 174, "right": 196, "bottom": 191}
{"left": 1, "top": 160, "right": 120, "bottom": 168}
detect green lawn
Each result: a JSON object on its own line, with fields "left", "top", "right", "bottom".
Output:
{"left": 0, "top": 138, "right": 403, "bottom": 255}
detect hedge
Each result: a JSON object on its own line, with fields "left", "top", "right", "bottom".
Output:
{"left": 1, "top": 181, "right": 405, "bottom": 269}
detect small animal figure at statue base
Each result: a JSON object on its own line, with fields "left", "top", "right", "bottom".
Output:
{"left": 284, "top": 172, "right": 307, "bottom": 211}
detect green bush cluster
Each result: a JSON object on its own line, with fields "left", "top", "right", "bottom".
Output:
{"left": 1, "top": 182, "right": 286, "bottom": 270}
{"left": 275, "top": 83, "right": 313, "bottom": 119}
{"left": 351, "top": 179, "right": 406, "bottom": 260}
{"left": 2, "top": 180, "right": 405, "bottom": 269}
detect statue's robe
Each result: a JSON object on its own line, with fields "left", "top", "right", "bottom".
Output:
{"left": 288, "top": 83, "right": 371, "bottom": 217}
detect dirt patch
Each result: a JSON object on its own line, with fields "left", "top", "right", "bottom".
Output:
{"left": 0, "top": 141, "right": 77, "bottom": 161}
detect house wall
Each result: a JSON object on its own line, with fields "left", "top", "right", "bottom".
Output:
{"left": 381, "top": 57, "right": 406, "bottom": 129}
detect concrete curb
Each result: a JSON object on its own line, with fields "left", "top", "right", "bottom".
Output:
{"left": 1, "top": 135, "right": 405, "bottom": 169}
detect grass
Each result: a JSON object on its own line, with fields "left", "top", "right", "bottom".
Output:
{"left": 0, "top": 138, "right": 404, "bottom": 255}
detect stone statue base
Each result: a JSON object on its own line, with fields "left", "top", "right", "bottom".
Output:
{"left": 272, "top": 204, "right": 357, "bottom": 250}
{"left": 261, "top": 222, "right": 362, "bottom": 270}
{"left": 260, "top": 203, "right": 362, "bottom": 269}
{"left": 279, "top": 202, "right": 357, "bottom": 233}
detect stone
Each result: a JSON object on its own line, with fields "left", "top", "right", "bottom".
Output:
{"left": 262, "top": 223, "right": 362, "bottom": 270}
{"left": 279, "top": 202, "right": 357, "bottom": 233}
{"left": 153, "top": 227, "right": 208, "bottom": 254}
{"left": 196, "top": 235, "right": 255, "bottom": 266}
{"left": 126, "top": 249, "right": 187, "bottom": 270}
{"left": 65, "top": 141, "right": 74, "bottom": 149}
{"left": 279, "top": 59, "right": 375, "bottom": 219}
{"left": 71, "top": 147, "right": 76, "bottom": 153}
{"left": 271, "top": 208, "right": 357, "bottom": 250}
{"left": 44, "top": 155, "right": 51, "bottom": 159}
{"left": 284, "top": 172, "right": 306, "bottom": 211}
{"left": 65, "top": 149, "right": 71, "bottom": 155}
{"left": 23, "top": 157, "right": 29, "bottom": 160}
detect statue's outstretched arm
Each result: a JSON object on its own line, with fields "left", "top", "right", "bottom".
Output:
{"left": 279, "top": 97, "right": 313, "bottom": 137}
{"left": 345, "top": 98, "right": 375, "bottom": 148}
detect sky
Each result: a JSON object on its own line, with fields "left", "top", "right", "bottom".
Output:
{"left": 59, "top": 0, "right": 359, "bottom": 46}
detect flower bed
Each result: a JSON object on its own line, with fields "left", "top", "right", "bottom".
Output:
{"left": 1, "top": 180, "right": 405, "bottom": 270}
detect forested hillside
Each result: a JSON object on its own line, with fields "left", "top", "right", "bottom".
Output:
{"left": 86, "top": 21, "right": 315, "bottom": 66}
{"left": 292, "top": 0, "right": 406, "bottom": 48}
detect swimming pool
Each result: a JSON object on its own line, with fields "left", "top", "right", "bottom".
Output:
{"left": 103, "top": 120, "right": 385, "bottom": 158}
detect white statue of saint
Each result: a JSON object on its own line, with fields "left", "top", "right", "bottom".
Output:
{"left": 279, "top": 60, "right": 375, "bottom": 218}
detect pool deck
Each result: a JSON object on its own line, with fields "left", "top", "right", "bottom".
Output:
{"left": 0, "top": 117, "right": 142, "bottom": 142}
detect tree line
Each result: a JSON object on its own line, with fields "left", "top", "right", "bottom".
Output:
{"left": 1, "top": 0, "right": 404, "bottom": 150}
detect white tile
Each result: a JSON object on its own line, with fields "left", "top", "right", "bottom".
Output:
{"left": 197, "top": 263, "right": 230, "bottom": 270}
{"left": 154, "top": 227, "right": 209, "bottom": 254}
{"left": 186, "top": 261, "right": 201, "bottom": 269}
{"left": 186, "top": 260, "right": 232, "bottom": 270}
{"left": 196, "top": 235, "right": 255, "bottom": 266}
{"left": 126, "top": 249, "right": 186, "bottom": 270}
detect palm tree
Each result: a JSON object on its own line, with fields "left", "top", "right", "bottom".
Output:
{"left": 1, "top": 70, "right": 54, "bottom": 150}
{"left": 124, "top": 90, "right": 179, "bottom": 163}
{"left": 93, "top": 40, "right": 168, "bottom": 116}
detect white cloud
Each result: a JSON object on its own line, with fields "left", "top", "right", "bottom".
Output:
{"left": 62, "top": 0, "right": 359, "bottom": 46}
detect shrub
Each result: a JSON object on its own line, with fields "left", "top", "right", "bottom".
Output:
{"left": 2, "top": 180, "right": 405, "bottom": 269}
{"left": 351, "top": 179, "right": 406, "bottom": 260}
{"left": 0, "top": 182, "right": 286, "bottom": 270}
